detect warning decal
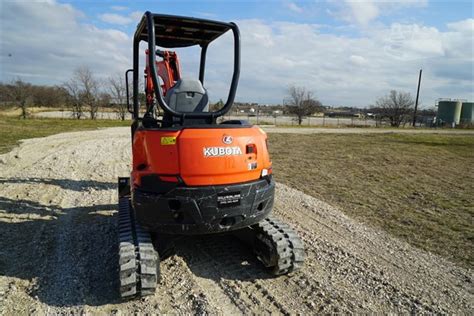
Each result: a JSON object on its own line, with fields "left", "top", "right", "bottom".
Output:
{"left": 161, "top": 136, "right": 177, "bottom": 145}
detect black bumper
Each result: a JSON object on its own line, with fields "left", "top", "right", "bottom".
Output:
{"left": 132, "top": 177, "right": 274, "bottom": 235}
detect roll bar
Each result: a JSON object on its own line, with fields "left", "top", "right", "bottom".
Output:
{"left": 125, "top": 69, "right": 133, "bottom": 114}
{"left": 132, "top": 12, "right": 240, "bottom": 120}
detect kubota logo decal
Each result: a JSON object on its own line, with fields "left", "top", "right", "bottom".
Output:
{"left": 222, "top": 135, "right": 233, "bottom": 144}
{"left": 203, "top": 146, "right": 242, "bottom": 157}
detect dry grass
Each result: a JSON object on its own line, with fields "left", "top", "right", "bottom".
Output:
{"left": 0, "top": 116, "right": 129, "bottom": 154}
{"left": 269, "top": 133, "right": 474, "bottom": 268}
{"left": 0, "top": 106, "right": 64, "bottom": 116}
{"left": 0, "top": 106, "right": 124, "bottom": 117}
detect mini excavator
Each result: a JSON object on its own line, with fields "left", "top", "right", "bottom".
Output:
{"left": 118, "top": 12, "right": 305, "bottom": 299}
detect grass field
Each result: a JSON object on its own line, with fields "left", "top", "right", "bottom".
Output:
{"left": 269, "top": 133, "right": 474, "bottom": 268}
{"left": 0, "top": 116, "right": 129, "bottom": 154}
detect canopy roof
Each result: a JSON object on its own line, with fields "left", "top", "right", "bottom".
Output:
{"left": 135, "top": 13, "right": 232, "bottom": 48}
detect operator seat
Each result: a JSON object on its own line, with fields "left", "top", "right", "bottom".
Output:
{"left": 165, "top": 79, "right": 209, "bottom": 112}
{"left": 161, "top": 78, "right": 210, "bottom": 127}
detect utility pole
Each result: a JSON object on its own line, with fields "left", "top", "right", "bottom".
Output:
{"left": 413, "top": 68, "right": 422, "bottom": 127}
{"left": 256, "top": 103, "right": 259, "bottom": 124}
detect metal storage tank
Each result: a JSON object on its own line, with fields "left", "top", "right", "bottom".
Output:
{"left": 437, "top": 100, "right": 462, "bottom": 124}
{"left": 460, "top": 102, "right": 474, "bottom": 124}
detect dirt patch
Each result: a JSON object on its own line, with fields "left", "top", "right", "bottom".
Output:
{"left": 0, "top": 127, "right": 472, "bottom": 314}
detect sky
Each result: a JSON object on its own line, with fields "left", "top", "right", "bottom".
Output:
{"left": 0, "top": 0, "right": 473, "bottom": 107}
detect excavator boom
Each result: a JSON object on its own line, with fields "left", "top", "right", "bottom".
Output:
{"left": 145, "top": 49, "right": 181, "bottom": 108}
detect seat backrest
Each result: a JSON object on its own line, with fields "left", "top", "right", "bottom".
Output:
{"left": 165, "top": 79, "right": 209, "bottom": 112}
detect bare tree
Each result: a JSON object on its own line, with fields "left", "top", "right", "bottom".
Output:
{"left": 97, "top": 92, "right": 111, "bottom": 118}
{"left": 8, "top": 79, "right": 32, "bottom": 119}
{"left": 373, "top": 90, "right": 414, "bottom": 127}
{"left": 284, "top": 86, "right": 323, "bottom": 125}
{"left": 74, "top": 66, "right": 100, "bottom": 119}
{"left": 63, "top": 78, "right": 83, "bottom": 119}
{"left": 108, "top": 74, "right": 128, "bottom": 120}
{"left": 1, "top": 82, "right": 68, "bottom": 110}
{"left": 0, "top": 84, "right": 11, "bottom": 108}
{"left": 31, "top": 85, "right": 67, "bottom": 108}
{"left": 210, "top": 98, "right": 224, "bottom": 112}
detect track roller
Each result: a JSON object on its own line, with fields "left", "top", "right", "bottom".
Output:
{"left": 253, "top": 216, "right": 305, "bottom": 275}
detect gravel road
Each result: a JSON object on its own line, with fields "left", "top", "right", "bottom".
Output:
{"left": 0, "top": 127, "right": 472, "bottom": 314}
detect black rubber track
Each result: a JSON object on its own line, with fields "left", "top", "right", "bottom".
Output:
{"left": 253, "top": 216, "right": 305, "bottom": 275}
{"left": 135, "top": 219, "right": 159, "bottom": 296}
{"left": 118, "top": 197, "right": 137, "bottom": 298}
{"left": 118, "top": 197, "right": 159, "bottom": 299}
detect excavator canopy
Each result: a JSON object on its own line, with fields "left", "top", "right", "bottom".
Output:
{"left": 131, "top": 12, "right": 240, "bottom": 121}
{"left": 135, "top": 13, "right": 232, "bottom": 48}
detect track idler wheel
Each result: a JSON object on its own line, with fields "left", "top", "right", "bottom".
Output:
{"left": 253, "top": 217, "right": 305, "bottom": 275}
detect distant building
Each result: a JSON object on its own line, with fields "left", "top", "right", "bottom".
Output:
{"left": 325, "top": 111, "right": 362, "bottom": 118}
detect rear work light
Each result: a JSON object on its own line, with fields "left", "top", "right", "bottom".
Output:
{"left": 246, "top": 144, "right": 257, "bottom": 154}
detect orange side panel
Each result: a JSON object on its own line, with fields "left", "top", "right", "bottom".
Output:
{"left": 131, "top": 130, "right": 181, "bottom": 187}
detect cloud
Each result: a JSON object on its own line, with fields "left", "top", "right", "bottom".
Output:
{"left": 349, "top": 55, "right": 368, "bottom": 66}
{"left": 286, "top": 2, "right": 304, "bottom": 14}
{"left": 0, "top": 1, "right": 130, "bottom": 84}
{"left": 0, "top": 1, "right": 472, "bottom": 107}
{"left": 345, "top": 1, "right": 379, "bottom": 26}
{"left": 111, "top": 5, "right": 128, "bottom": 11}
{"left": 381, "top": 23, "right": 444, "bottom": 60}
{"left": 99, "top": 13, "right": 133, "bottom": 25}
{"left": 194, "top": 11, "right": 218, "bottom": 19}
{"left": 447, "top": 18, "right": 474, "bottom": 33}
{"left": 98, "top": 11, "right": 143, "bottom": 25}
{"left": 333, "top": 0, "right": 428, "bottom": 26}
{"left": 201, "top": 19, "right": 472, "bottom": 105}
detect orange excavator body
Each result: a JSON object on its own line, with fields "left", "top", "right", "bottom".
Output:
{"left": 117, "top": 14, "right": 304, "bottom": 300}
{"left": 131, "top": 126, "right": 272, "bottom": 188}
{"left": 127, "top": 13, "right": 276, "bottom": 236}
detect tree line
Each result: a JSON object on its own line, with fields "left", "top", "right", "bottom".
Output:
{"left": 1, "top": 66, "right": 423, "bottom": 127}
{"left": 0, "top": 80, "right": 69, "bottom": 118}
{"left": 284, "top": 86, "right": 421, "bottom": 127}
{"left": 0, "top": 66, "right": 130, "bottom": 120}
